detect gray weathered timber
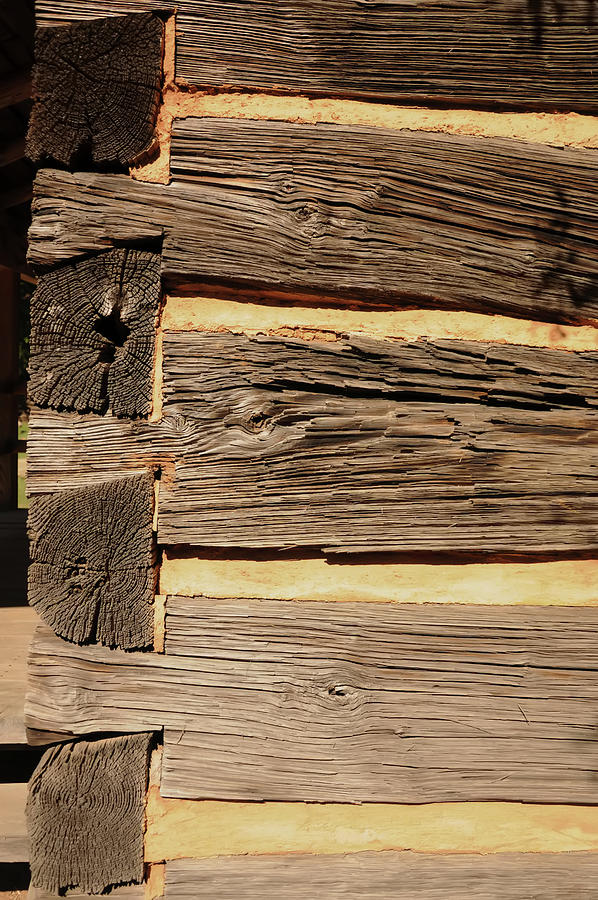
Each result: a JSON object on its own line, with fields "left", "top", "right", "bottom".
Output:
{"left": 28, "top": 332, "right": 598, "bottom": 553}
{"left": 34, "top": 1, "right": 598, "bottom": 113}
{"left": 28, "top": 119, "right": 598, "bottom": 325}
{"left": 29, "top": 248, "right": 161, "bottom": 418}
{"left": 28, "top": 473, "right": 156, "bottom": 649}
{"left": 27, "top": 12, "right": 163, "bottom": 167}
{"left": 164, "top": 852, "right": 598, "bottom": 899}
{"left": 25, "top": 599, "right": 598, "bottom": 804}
{"left": 27, "top": 732, "right": 152, "bottom": 895}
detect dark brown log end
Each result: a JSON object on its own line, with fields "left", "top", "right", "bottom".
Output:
{"left": 26, "top": 12, "right": 163, "bottom": 168}
{"left": 29, "top": 247, "right": 161, "bottom": 418}
{"left": 28, "top": 473, "right": 156, "bottom": 650}
{"left": 27, "top": 732, "right": 153, "bottom": 895}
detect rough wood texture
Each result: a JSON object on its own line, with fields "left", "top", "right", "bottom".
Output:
{"left": 25, "top": 599, "right": 598, "bottom": 803}
{"left": 28, "top": 121, "right": 598, "bottom": 325}
{"left": 28, "top": 474, "right": 155, "bottom": 649}
{"left": 27, "top": 12, "right": 163, "bottom": 167}
{"left": 34, "top": 0, "right": 598, "bottom": 113}
{"left": 29, "top": 248, "right": 161, "bottom": 418}
{"left": 0, "top": 606, "right": 37, "bottom": 745}
{"left": 164, "top": 851, "right": 598, "bottom": 899}
{"left": 27, "top": 732, "right": 152, "bottom": 895}
{"left": 157, "top": 332, "right": 598, "bottom": 552}
{"left": 26, "top": 331, "right": 598, "bottom": 554}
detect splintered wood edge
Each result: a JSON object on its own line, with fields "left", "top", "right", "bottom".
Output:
{"left": 148, "top": 295, "right": 598, "bottom": 453}
{"left": 149, "top": 296, "right": 598, "bottom": 599}
{"left": 145, "top": 788, "right": 598, "bottom": 860}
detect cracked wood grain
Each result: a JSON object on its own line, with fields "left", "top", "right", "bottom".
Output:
{"left": 28, "top": 120, "right": 598, "bottom": 325}
{"left": 29, "top": 248, "right": 161, "bottom": 418}
{"left": 25, "top": 600, "right": 598, "bottom": 803}
{"left": 28, "top": 473, "right": 156, "bottom": 649}
{"left": 27, "top": 12, "right": 163, "bottom": 167}
{"left": 28, "top": 331, "right": 598, "bottom": 554}
{"left": 34, "top": 0, "right": 598, "bottom": 113}
{"left": 27, "top": 732, "right": 152, "bottom": 895}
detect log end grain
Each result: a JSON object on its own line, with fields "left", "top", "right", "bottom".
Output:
{"left": 27, "top": 12, "right": 163, "bottom": 168}
{"left": 28, "top": 473, "right": 156, "bottom": 650}
{"left": 27, "top": 732, "right": 153, "bottom": 895}
{"left": 28, "top": 248, "right": 161, "bottom": 418}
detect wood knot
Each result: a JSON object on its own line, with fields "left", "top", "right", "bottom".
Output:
{"left": 246, "top": 410, "right": 270, "bottom": 433}
{"left": 295, "top": 201, "right": 328, "bottom": 239}
{"left": 324, "top": 681, "right": 360, "bottom": 708}
{"left": 328, "top": 684, "right": 347, "bottom": 697}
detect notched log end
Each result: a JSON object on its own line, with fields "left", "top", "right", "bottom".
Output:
{"left": 28, "top": 473, "right": 156, "bottom": 650}
{"left": 26, "top": 12, "right": 164, "bottom": 169}
{"left": 28, "top": 247, "right": 162, "bottom": 419}
{"left": 27, "top": 732, "right": 153, "bottom": 895}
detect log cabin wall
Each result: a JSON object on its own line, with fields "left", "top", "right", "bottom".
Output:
{"left": 24, "top": 3, "right": 598, "bottom": 897}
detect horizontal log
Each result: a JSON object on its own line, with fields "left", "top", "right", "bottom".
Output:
{"left": 29, "top": 119, "right": 598, "bottom": 325}
{"left": 34, "top": 1, "right": 598, "bottom": 113}
{"left": 28, "top": 331, "right": 598, "bottom": 553}
{"left": 164, "top": 852, "right": 598, "bottom": 899}
{"left": 26, "top": 599, "right": 598, "bottom": 803}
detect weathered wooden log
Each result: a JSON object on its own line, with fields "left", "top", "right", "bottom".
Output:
{"left": 34, "top": 0, "right": 598, "bottom": 113}
{"left": 164, "top": 851, "right": 598, "bottom": 899}
{"left": 29, "top": 248, "right": 161, "bottom": 418}
{"left": 28, "top": 473, "right": 155, "bottom": 649}
{"left": 27, "top": 732, "right": 152, "bottom": 895}
{"left": 25, "top": 599, "right": 598, "bottom": 803}
{"left": 28, "top": 121, "right": 598, "bottom": 325}
{"left": 27, "top": 12, "right": 163, "bottom": 167}
{"left": 27, "top": 331, "right": 598, "bottom": 554}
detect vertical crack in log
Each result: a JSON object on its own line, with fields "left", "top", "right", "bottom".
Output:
{"left": 27, "top": 732, "right": 153, "bottom": 895}
{"left": 26, "top": 12, "right": 164, "bottom": 168}
{"left": 28, "top": 247, "right": 161, "bottom": 418}
{"left": 28, "top": 473, "right": 156, "bottom": 649}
